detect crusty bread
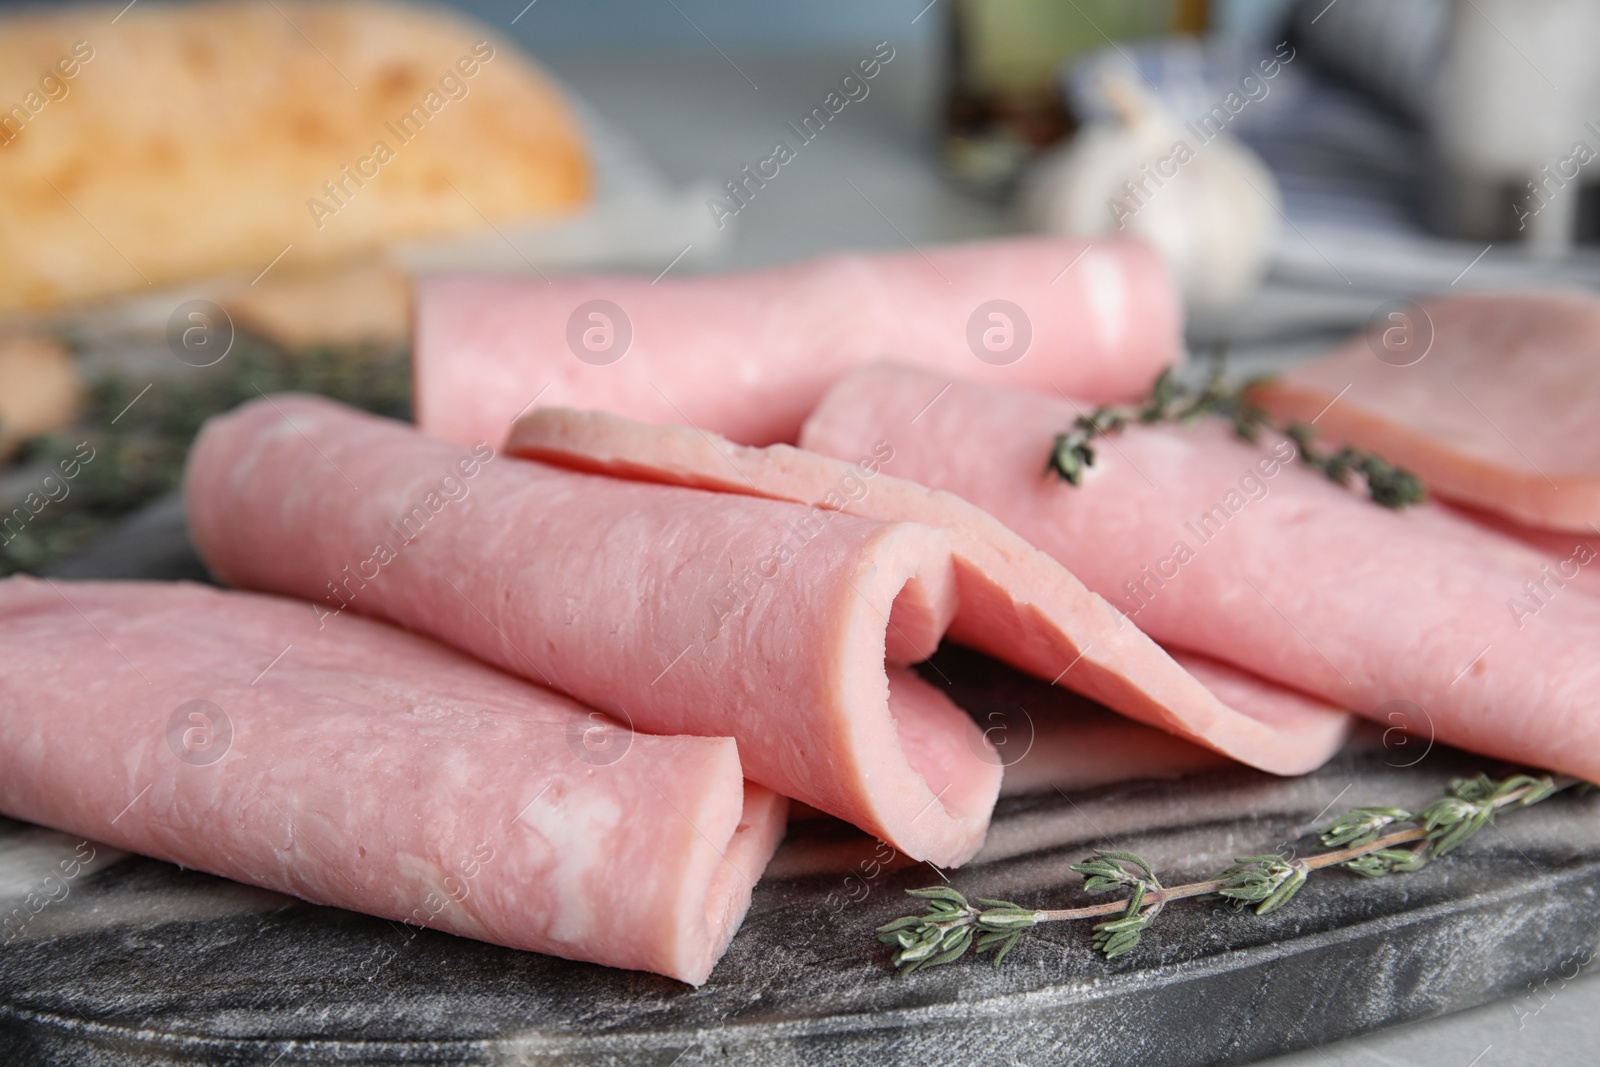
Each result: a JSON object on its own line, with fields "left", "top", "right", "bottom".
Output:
{"left": 0, "top": 0, "right": 589, "bottom": 314}
{"left": 0, "top": 335, "right": 78, "bottom": 456}
{"left": 219, "top": 260, "right": 412, "bottom": 350}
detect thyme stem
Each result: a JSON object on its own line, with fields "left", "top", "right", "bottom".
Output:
{"left": 1046, "top": 366, "right": 1427, "bottom": 509}
{"left": 1030, "top": 827, "right": 1430, "bottom": 924}
{"left": 876, "top": 772, "right": 1585, "bottom": 973}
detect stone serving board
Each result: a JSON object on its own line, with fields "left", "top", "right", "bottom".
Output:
{"left": 2, "top": 501, "right": 1598, "bottom": 1065}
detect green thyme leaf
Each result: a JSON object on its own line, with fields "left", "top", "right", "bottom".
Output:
{"left": 1255, "top": 861, "right": 1310, "bottom": 915}
{"left": 1321, "top": 806, "right": 1413, "bottom": 849}
{"left": 1342, "top": 848, "right": 1428, "bottom": 878}
{"left": 904, "top": 886, "right": 967, "bottom": 905}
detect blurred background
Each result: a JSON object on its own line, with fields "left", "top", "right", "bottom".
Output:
{"left": 4, "top": 0, "right": 1600, "bottom": 575}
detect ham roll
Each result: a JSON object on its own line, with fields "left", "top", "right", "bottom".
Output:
{"left": 414, "top": 235, "right": 1181, "bottom": 449}
{"left": 186, "top": 396, "right": 1002, "bottom": 867}
{"left": 797, "top": 363, "right": 1600, "bottom": 786}
{"left": 0, "top": 578, "right": 786, "bottom": 986}
{"left": 1250, "top": 292, "right": 1600, "bottom": 533}
{"left": 505, "top": 406, "right": 1356, "bottom": 778}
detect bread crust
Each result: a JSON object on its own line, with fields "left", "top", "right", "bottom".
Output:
{"left": 0, "top": 0, "right": 589, "bottom": 313}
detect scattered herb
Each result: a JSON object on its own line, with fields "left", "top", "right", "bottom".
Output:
{"left": 1, "top": 338, "right": 410, "bottom": 577}
{"left": 1047, "top": 366, "right": 1426, "bottom": 509}
{"left": 876, "top": 771, "right": 1583, "bottom": 974}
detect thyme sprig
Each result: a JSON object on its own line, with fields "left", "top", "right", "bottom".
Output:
{"left": 872, "top": 888, "right": 1038, "bottom": 974}
{"left": 1047, "top": 367, "right": 1426, "bottom": 509}
{"left": 876, "top": 772, "right": 1582, "bottom": 974}
{"left": 1070, "top": 851, "right": 1164, "bottom": 959}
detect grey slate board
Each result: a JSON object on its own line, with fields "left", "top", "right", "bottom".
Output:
{"left": 2, "top": 501, "right": 1598, "bottom": 1065}
{"left": 2, "top": 748, "right": 1597, "bottom": 1066}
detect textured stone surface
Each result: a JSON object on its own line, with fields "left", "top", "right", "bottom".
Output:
{"left": 3, "top": 500, "right": 1598, "bottom": 1065}
{"left": 3, "top": 742, "right": 1597, "bottom": 1065}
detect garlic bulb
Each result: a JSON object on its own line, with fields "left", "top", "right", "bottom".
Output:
{"left": 1022, "top": 80, "right": 1281, "bottom": 309}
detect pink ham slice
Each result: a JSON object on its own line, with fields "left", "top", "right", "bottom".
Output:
{"left": 796, "top": 363, "right": 1600, "bottom": 785}
{"left": 923, "top": 646, "right": 1235, "bottom": 796}
{"left": 415, "top": 235, "right": 1180, "bottom": 449}
{"left": 1443, "top": 503, "right": 1600, "bottom": 608}
{"left": 1250, "top": 292, "right": 1600, "bottom": 532}
{"left": 185, "top": 395, "right": 1001, "bottom": 867}
{"left": 0, "top": 577, "right": 786, "bottom": 986}
{"left": 505, "top": 406, "right": 1354, "bottom": 777}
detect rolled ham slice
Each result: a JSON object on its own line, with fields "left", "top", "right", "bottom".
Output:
{"left": 0, "top": 578, "right": 786, "bottom": 986}
{"left": 1250, "top": 292, "right": 1600, "bottom": 533}
{"left": 414, "top": 235, "right": 1180, "bottom": 448}
{"left": 797, "top": 363, "right": 1600, "bottom": 785}
{"left": 185, "top": 396, "right": 1001, "bottom": 867}
{"left": 505, "top": 406, "right": 1354, "bottom": 777}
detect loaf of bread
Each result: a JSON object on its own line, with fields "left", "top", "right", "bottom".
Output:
{"left": 0, "top": 0, "right": 589, "bottom": 314}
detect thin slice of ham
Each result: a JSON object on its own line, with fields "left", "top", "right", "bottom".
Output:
{"left": 1443, "top": 502, "right": 1600, "bottom": 608}
{"left": 505, "top": 406, "right": 1354, "bottom": 777}
{"left": 796, "top": 363, "right": 1600, "bottom": 785}
{"left": 922, "top": 645, "right": 1234, "bottom": 796}
{"left": 0, "top": 577, "right": 786, "bottom": 986}
{"left": 1250, "top": 292, "right": 1600, "bottom": 532}
{"left": 185, "top": 396, "right": 1001, "bottom": 867}
{"left": 415, "top": 235, "right": 1180, "bottom": 448}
